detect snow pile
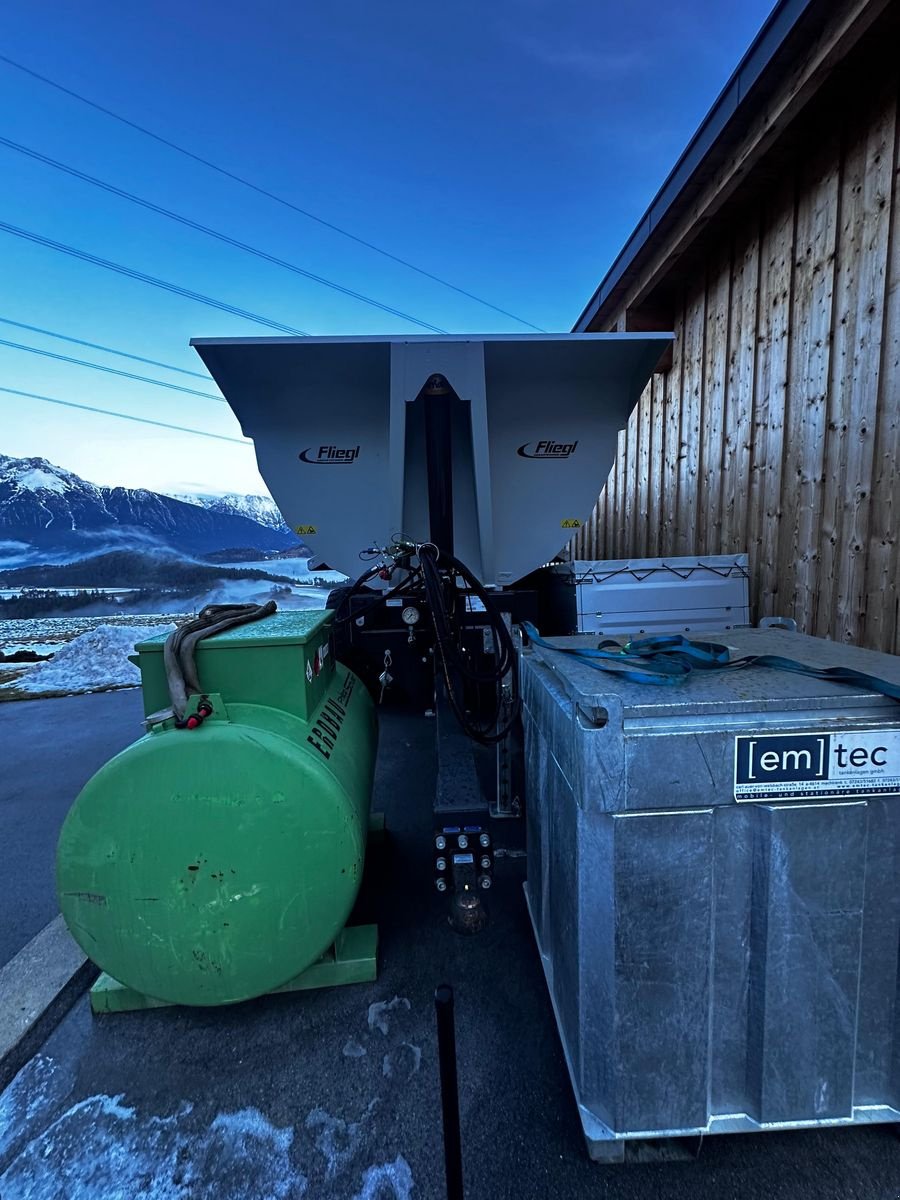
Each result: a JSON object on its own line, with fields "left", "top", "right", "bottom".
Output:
{"left": 6, "top": 623, "right": 174, "bottom": 695}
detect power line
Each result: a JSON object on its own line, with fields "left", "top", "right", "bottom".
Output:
{"left": 0, "top": 386, "right": 250, "bottom": 445}
{"left": 0, "top": 336, "right": 223, "bottom": 400}
{"left": 0, "top": 52, "right": 546, "bottom": 333}
{"left": 0, "top": 135, "right": 447, "bottom": 334}
{"left": 0, "top": 316, "right": 211, "bottom": 380}
{"left": 0, "top": 221, "right": 308, "bottom": 335}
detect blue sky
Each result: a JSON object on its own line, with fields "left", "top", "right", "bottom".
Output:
{"left": 0, "top": 0, "right": 774, "bottom": 496}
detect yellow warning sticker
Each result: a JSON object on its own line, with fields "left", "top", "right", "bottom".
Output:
{"left": 561, "top": 518, "right": 582, "bottom": 529}
{"left": 295, "top": 524, "right": 318, "bottom": 535}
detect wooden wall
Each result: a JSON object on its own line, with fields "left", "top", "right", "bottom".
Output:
{"left": 573, "top": 75, "right": 900, "bottom": 655}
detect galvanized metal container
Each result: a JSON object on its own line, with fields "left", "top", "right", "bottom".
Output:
{"left": 520, "top": 627, "right": 900, "bottom": 1160}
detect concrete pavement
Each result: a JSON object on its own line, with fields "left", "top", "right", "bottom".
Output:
{"left": 0, "top": 689, "right": 145, "bottom": 967}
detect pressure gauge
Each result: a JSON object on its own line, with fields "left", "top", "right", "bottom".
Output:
{"left": 401, "top": 606, "right": 420, "bottom": 626}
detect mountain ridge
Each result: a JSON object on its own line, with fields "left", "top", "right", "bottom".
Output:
{"left": 0, "top": 454, "right": 299, "bottom": 559}
{"left": 165, "top": 491, "right": 290, "bottom": 533}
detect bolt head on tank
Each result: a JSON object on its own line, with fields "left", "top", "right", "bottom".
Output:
{"left": 435, "top": 835, "right": 447, "bottom": 851}
{"left": 479, "top": 833, "right": 491, "bottom": 849}
{"left": 457, "top": 834, "right": 469, "bottom": 850}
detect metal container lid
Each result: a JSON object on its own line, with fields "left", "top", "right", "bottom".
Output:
{"left": 135, "top": 609, "right": 331, "bottom": 652}
{"left": 525, "top": 627, "right": 900, "bottom": 718}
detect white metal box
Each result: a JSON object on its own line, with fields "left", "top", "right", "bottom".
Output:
{"left": 573, "top": 554, "right": 750, "bottom": 635}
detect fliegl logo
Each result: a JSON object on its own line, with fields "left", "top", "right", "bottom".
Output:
{"left": 516, "top": 439, "right": 578, "bottom": 460}
{"left": 298, "top": 445, "right": 360, "bottom": 465}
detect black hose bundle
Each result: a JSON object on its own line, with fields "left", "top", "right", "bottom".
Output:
{"left": 417, "top": 545, "right": 520, "bottom": 745}
{"left": 328, "top": 546, "right": 520, "bottom": 745}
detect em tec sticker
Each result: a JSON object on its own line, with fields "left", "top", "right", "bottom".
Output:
{"left": 734, "top": 730, "right": 900, "bottom": 801}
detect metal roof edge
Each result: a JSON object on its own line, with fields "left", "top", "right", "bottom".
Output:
{"left": 190, "top": 332, "right": 675, "bottom": 347}
{"left": 572, "top": 0, "right": 815, "bottom": 332}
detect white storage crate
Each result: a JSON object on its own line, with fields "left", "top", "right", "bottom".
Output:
{"left": 573, "top": 554, "right": 750, "bottom": 636}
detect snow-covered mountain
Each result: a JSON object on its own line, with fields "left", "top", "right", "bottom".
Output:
{"left": 0, "top": 455, "right": 299, "bottom": 559}
{"left": 167, "top": 492, "right": 290, "bottom": 533}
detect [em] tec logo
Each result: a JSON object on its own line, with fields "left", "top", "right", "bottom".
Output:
{"left": 517, "top": 440, "right": 578, "bottom": 459}
{"left": 299, "top": 445, "right": 360, "bottom": 465}
{"left": 733, "top": 730, "right": 899, "bottom": 801}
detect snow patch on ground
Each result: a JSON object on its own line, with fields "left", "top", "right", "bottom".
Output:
{"left": 367, "top": 996, "right": 411, "bottom": 1037}
{"left": 3, "top": 623, "right": 173, "bottom": 694}
{"left": 351, "top": 1155, "right": 414, "bottom": 1200}
{"left": 0, "top": 1049, "right": 416, "bottom": 1198}
{"left": 0, "top": 1093, "right": 305, "bottom": 1200}
{"left": 305, "top": 1107, "right": 366, "bottom": 1179}
{"left": 382, "top": 1044, "right": 422, "bottom": 1080}
{"left": 0, "top": 1055, "right": 75, "bottom": 1164}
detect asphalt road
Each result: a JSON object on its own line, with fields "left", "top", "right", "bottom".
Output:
{"left": 0, "top": 695, "right": 899, "bottom": 1199}
{"left": 0, "top": 689, "right": 146, "bottom": 967}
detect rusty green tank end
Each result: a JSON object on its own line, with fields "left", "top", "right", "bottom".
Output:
{"left": 90, "top": 923, "right": 378, "bottom": 1014}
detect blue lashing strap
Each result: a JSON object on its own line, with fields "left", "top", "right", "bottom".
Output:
{"left": 520, "top": 622, "right": 900, "bottom": 703}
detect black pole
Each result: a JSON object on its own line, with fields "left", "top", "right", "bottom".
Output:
{"left": 423, "top": 374, "right": 454, "bottom": 555}
{"left": 435, "top": 983, "right": 464, "bottom": 1200}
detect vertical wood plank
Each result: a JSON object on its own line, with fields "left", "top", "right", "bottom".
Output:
{"left": 818, "top": 110, "right": 870, "bottom": 638}
{"left": 676, "top": 284, "right": 706, "bottom": 554}
{"left": 588, "top": 491, "right": 599, "bottom": 558}
{"left": 605, "top": 456, "right": 617, "bottom": 560}
{"left": 753, "top": 179, "right": 795, "bottom": 621}
{"left": 570, "top": 506, "right": 585, "bottom": 558}
{"left": 783, "top": 138, "right": 841, "bottom": 636}
{"left": 721, "top": 219, "right": 761, "bottom": 560}
{"left": 662, "top": 295, "right": 686, "bottom": 555}
{"left": 624, "top": 402, "right": 639, "bottom": 553}
{"left": 615, "top": 428, "right": 627, "bottom": 557}
{"left": 699, "top": 247, "right": 732, "bottom": 554}
{"left": 581, "top": 497, "right": 592, "bottom": 557}
{"left": 862, "top": 83, "right": 900, "bottom": 654}
{"left": 648, "top": 372, "right": 666, "bottom": 555}
{"left": 637, "top": 381, "right": 652, "bottom": 557}
{"left": 832, "top": 92, "right": 896, "bottom": 643}
{"left": 593, "top": 486, "right": 606, "bottom": 558}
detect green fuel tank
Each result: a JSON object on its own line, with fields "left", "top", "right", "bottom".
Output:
{"left": 56, "top": 611, "right": 377, "bottom": 1007}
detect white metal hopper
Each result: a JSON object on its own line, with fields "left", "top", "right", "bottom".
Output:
{"left": 191, "top": 334, "right": 671, "bottom": 585}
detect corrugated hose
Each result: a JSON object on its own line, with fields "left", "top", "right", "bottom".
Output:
{"left": 145, "top": 600, "right": 278, "bottom": 727}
